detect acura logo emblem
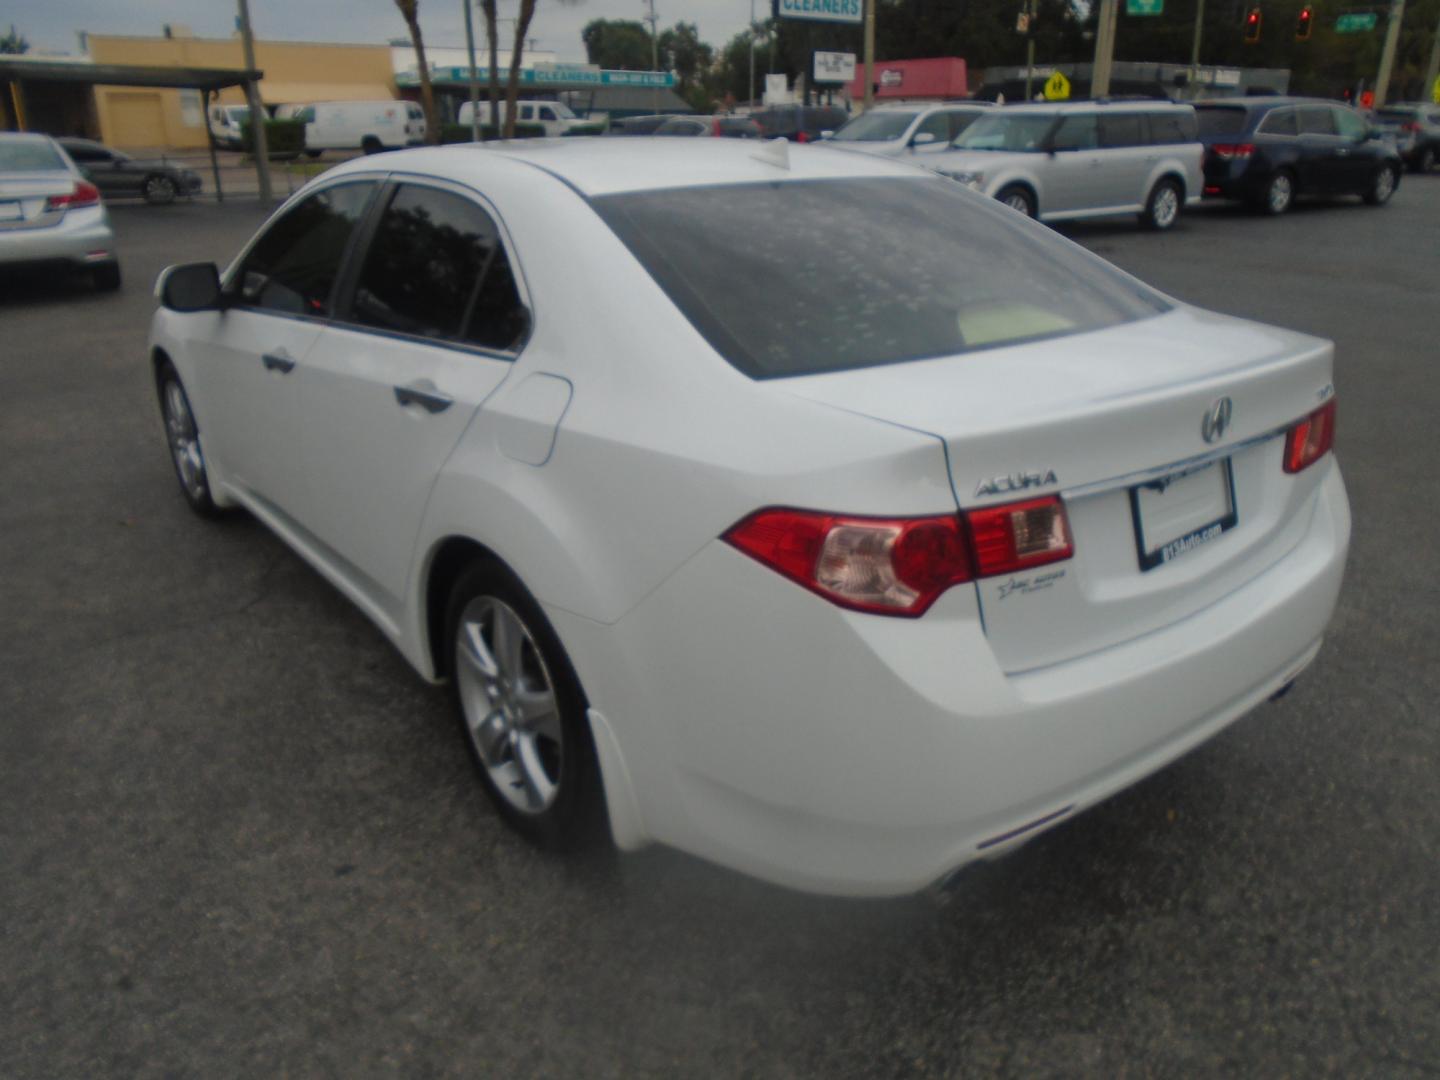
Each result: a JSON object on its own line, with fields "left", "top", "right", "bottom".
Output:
{"left": 1201, "top": 397, "right": 1233, "bottom": 444}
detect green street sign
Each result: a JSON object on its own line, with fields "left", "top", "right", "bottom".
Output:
{"left": 1126, "top": 0, "right": 1163, "bottom": 13}
{"left": 1335, "top": 12, "right": 1378, "bottom": 31}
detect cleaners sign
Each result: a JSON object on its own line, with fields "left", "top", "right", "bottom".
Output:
{"left": 776, "top": 0, "right": 863, "bottom": 25}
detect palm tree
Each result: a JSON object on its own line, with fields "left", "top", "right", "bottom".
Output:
{"left": 502, "top": 0, "right": 540, "bottom": 138}
{"left": 480, "top": 0, "right": 501, "bottom": 130}
{"left": 394, "top": 0, "right": 440, "bottom": 144}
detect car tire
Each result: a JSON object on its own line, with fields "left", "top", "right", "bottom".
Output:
{"left": 1257, "top": 170, "right": 1295, "bottom": 216}
{"left": 361, "top": 136, "right": 383, "bottom": 155}
{"left": 1141, "top": 178, "right": 1183, "bottom": 231}
{"left": 996, "top": 184, "right": 1036, "bottom": 218}
{"left": 445, "top": 560, "right": 607, "bottom": 851}
{"left": 92, "top": 262, "right": 121, "bottom": 292}
{"left": 141, "top": 174, "right": 178, "bottom": 205}
{"left": 1363, "top": 164, "right": 1398, "bottom": 206}
{"left": 157, "top": 363, "right": 219, "bottom": 517}
{"left": 304, "top": 149, "right": 323, "bottom": 159}
{"left": 1417, "top": 146, "right": 1436, "bottom": 174}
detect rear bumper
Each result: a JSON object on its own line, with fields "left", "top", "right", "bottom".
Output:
{"left": 557, "top": 461, "right": 1350, "bottom": 896}
{"left": 0, "top": 205, "right": 116, "bottom": 270}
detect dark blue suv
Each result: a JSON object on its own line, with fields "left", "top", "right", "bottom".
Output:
{"left": 1195, "top": 97, "right": 1403, "bottom": 215}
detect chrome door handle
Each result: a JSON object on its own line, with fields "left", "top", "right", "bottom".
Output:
{"left": 394, "top": 383, "right": 453, "bottom": 414}
{"left": 262, "top": 352, "right": 295, "bottom": 373}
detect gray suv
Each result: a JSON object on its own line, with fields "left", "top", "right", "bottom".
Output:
{"left": 927, "top": 101, "right": 1204, "bottom": 231}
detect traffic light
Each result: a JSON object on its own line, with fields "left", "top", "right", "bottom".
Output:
{"left": 1244, "top": 6, "right": 1262, "bottom": 42}
{"left": 1295, "top": 5, "right": 1313, "bottom": 39}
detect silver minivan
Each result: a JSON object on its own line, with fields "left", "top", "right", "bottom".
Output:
{"left": 822, "top": 103, "right": 993, "bottom": 157}
{"left": 927, "top": 101, "right": 1204, "bottom": 230}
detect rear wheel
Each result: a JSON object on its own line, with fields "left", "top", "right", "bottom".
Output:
{"left": 446, "top": 561, "right": 606, "bottom": 850}
{"left": 158, "top": 364, "right": 218, "bottom": 517}
{"left": 1141, "top": 178, "right": 1182, "bottom": 231}
{"left": 141, "top": 174, "right": 178, "bottom": 205}
{"left": 1363, "top": 164, "right": 1398, "bottom": 205}
{"left": 996, "top": 184, "right": 1036, "bottom": 218}
{"left": 92, "top": 262, "right": 121, "bottom": 292}
{"left": 361, "top": 136, "right": 383, "bottom": 155}
{"left": 304, "top": 148, "right": 323, "bottom": 159}
{"left": 1258, "top": 170, "right": 1294, "bottom": 215}
{"left": 1416, "top": 146, "right": 1436, "bottom": 174}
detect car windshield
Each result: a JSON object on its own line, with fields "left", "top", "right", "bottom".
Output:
{"left": 1195, "top": 106, "right": 1248, "bottom": 136}
{"left": 0, "top": 140, "right": 68, "bottom": 172}
{"left": 830, "top": 111, "right": 917, "bottom": 142}
{"left": 594, "top": 177, "right": 1168, "bottom": 379}
{"left": 953, "top": 113, "right": 1055, "bottom": 151}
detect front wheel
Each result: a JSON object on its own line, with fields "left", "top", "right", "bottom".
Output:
{"left": 361, "top": 136, "right": 383, "bottom": 155}
{"left": 995, "top": 184, "right": 1036, "bottom": 218}
{"left": 446, "top": 561, "right": 606, "bottom": 850}
{"left": 304, "top": 148, "right": 323, "bottom": 159}
{"left": 1141, "top": 178, "right": 1182, "bottom": 231}
{"left": 1363, "top": 165, "right": 1398, "bottom": 205}
{"left": 142, "top": 174, "right": 178, "bottom": 205}
{"left": 158, "top": 365, "right": 218, "bottom": 517}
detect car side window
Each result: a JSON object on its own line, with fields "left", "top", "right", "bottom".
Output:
{"left": 1051, "top": 114, "right": 1099, "bottom": 151}
{"left": 948, "top": 111, "right": 982, "bottom": 141}
{"left": 1333, "top": 107, "right": 1367, "bottom": 140}
{"left": 1100, "top": 113, "right": 1146, "bottom": 148}
{"left": 350, "top": 184, "right": 528, "bottom": 352}
{"left": 235, "top": 182, "right": 375, "bottom": 318}
{"left": 1297, "top": 106, "right": 1336, "bottom": 135}
{"left": 914, "top": 113, "right": 950, "bottom": 143}
{"left": 520, "top": 105, "right": 534, "bottom": 121}
{"left": 539, "top": 107, "right": 557, "bottom": 122}
{"left": 1149, "top": 111, "right": 1196, "bottom": 143}
{"left": 1259, "top": 108, "right": 1298, "bottom": 136}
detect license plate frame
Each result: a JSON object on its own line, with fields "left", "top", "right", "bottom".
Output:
{"left": 0, "top": 201, "right": 23, "bottom": 222}
{"left": 1129, "top": 458, "right": 1238, "bottom": 572}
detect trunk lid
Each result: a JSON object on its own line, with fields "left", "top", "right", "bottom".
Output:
{"left": 0, "top": 170, "right": 77, "bottom": 229}
{"left": 778, "top": 306, "right": 1337, "bottom": 672}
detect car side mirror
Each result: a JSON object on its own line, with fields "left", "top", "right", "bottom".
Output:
{"left": 911, "top": 132, "right": 938, "bottom": 147}
{"left": 157, "top": 262, "right": 223, "bottom": 312}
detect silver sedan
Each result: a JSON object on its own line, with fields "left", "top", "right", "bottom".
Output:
{"left": 0, "top": 132, "right": 120, "bottom": 291}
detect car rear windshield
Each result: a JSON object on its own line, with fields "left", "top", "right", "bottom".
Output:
{"left": 830, "top": 111, "right": 917, "bottom": 141}
{"left": 1195, "top": 106, "right": 1249, "bottom": 136}
{"left": 593, "top": 178, "right": 1169, "bottom": 379}
{"left": 0, "top": 140, "right": 68, "bottom": 172}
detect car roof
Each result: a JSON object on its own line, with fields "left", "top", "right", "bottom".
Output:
{"left": 1194, "top": 96, "right": 1346, "bottom": 110}
{"left": 994, "top": 99, "right": 1192, "bottom": 114}
{"left": 330, "top": 138, "right": 930, "bottom": 198}
{"left": 0, "top": 131, "right": 61, "bottom": 144}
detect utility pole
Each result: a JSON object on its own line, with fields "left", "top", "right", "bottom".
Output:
{"left": 863, "top": 0, "right": 876, "bottom": 109}
{"left": 1373, "top": 0, "right": 1406, "bottom": 108}
{"left": 1188, "top": 0, "right": 1205, "bottom": 99}
{"left": 643, "top": 0, "right": 659, "bottom": 112}
{"left": 1091, "top": 0, "right": 1119, "bottom": 99}
{"left": 1422, "top": 6, "right": 1440, "bottom": 104}
{"left": 749, "top": 0, "right": 757, "bottom": 107}
{"left": 463, "top": 0, "right": 481, "bottom": 141}
{"left": 1023, "top": 0, "right": 1037, "bottom": 101}
{"left": 236, "top": 0, "right": 271, "bottom": 205}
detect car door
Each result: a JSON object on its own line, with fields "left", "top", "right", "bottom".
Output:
{"left": 295, "top": 179, "right": 529, "bottom": 610}
{"left": 1330, "top": 105, "right": 1378, "bottom": 191}
{"left": 1041, "top": 112, "right": 1103, "bottom": 214}
{"left": 1097, "top": 111, "right": 1152, "bottom": 209}
{"left": 1295, "top": 105, "right": 1345, "bottom": 192}
{"left": 193, "top": 180, "right": 377, "bottom": 518}
{"left": 537, "top": 105, "right": 559, "bottom": 136}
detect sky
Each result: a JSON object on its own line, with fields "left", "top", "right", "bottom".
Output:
{"left": 15, "top": 0, "right": 758, "bottom": 64}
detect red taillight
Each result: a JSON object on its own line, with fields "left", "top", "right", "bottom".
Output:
{"left": 1283, "top": 399, "right": 1336, "bottom": 474}
{"left": 45, "top": 180, "right": 101, "bottom": 211}
{"left": 1211, "top": 143, "right": 1255, "bottom": 161}
{"left": 796, "top": 131, "right": 810, "bottom": 143}
{"left": 1401, "top": 121, "right": 1421, "bottom": 133}
{"left": 724, "top": 496, "right": 1073, "bottom": 617}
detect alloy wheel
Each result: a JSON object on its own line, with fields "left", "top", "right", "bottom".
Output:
{"left": 1151, "top": 185, "right": 1180, "bottom": 229}
{"left": 163, "top": 380, "right": 206, "bottom": 501}
{"left": 144, "top": 175, "right": 178, "bottom": 205}
{"left": 454, "top": 596, "right": 565, "bottom": 814}
{"left": 1267, "top": 174, "right": 1293, "bottom": 214}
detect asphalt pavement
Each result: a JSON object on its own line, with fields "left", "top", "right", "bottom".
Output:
{"left": 2, "top": 178, "right": 1438, "bottom": 1077}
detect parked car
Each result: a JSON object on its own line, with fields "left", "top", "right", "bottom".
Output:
{"left": 149, "top": 140, "right": 1348, "bottom": 897}
{"left": 56, "top": 137, "right": 202, "bottom": 205}
{"left": 207, "top": 104, "right": 251, "bottom": 151}
{"left": 823, "top": 102, "right": 992, "bottom": 156}
{"left": 1195, "top": 97, "right": 1403, "bottom": 215}
{"left": 750, "top": 104, "right": 850, "bottom": 143}
{"left": 0, "top": 132, "right": 120, "bottom": 290}
{"left": 278, "top": 100, "right": 425, "bottom": 156}
{"left": 608, "top": 114, "right": 683, "bottom": 136}
{"left": 1369, "top": 102, "right": 1440, "bottom": 173}
{"left": 457, "top": 99, "right": 589, "bottom": 137}
{"left": 928, "top": 100, "right": 1204, "bottom": 230}
{"left": 653, "top": 115, "right": 762, "bottom": 139}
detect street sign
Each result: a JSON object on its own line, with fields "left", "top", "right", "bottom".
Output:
{"left": 775, "top": 0, "right": 863, "bottom": 25}
{"left": 1335, "top": 13, "right": 1377, "bottom": 32}
{"left": 813, "top": 51, "right": 856, "bottom": 84}
{"left": 1044, "top": 70, "right": 1071, "bottom": 100}
{"left": 1126, "top": 0, "right": 1164, "bottom": 14}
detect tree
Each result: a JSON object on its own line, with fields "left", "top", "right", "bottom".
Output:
{"left": 393, "top": 0, "right": 439, "bottom": 143}
{"left": 659, "top": 21, "right": 715, "bottom": 97}
{"left": 503, "top": 0, "right": 583, "bottom": 138}
{"left": 582, "top": 19, "right": 655, "bottom": 70}
{"left": 480, "top": 0, "right": 501, "bottom": 129}
{"left": 0, "top": 24, "right": 28, "bottom": 54}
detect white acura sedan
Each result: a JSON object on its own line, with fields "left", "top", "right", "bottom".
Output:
{"left": 150, "top": 139, "right": 1349, "bottom": 896}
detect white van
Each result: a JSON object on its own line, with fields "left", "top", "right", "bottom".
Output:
{"left": 457, "top": 99, "right": 591, "bottom": 137}
{"left": 207, "top": 104, "right": 252, "bottom": 151}
{"left": 280, "top": 101, "right": 426, "bottom": 155}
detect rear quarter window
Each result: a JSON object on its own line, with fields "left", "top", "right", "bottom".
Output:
{"left": 1196, "top": 107, "right": 1249, "bottom": 137}
{"left": 1258, "top": 108, "right": 1298, "bottom": 136}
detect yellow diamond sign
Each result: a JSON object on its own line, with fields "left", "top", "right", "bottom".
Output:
{"left": 1044, "top": 70, "right": 1071, "bottom": 101}
{"left": 1433, "top": 74, "right": 1440, "bottom": 104}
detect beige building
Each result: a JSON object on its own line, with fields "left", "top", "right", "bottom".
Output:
{"left": 87, "top": 32, "right": 396, "bottom": 148}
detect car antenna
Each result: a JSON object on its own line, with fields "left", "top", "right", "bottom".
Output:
{"left": 751, "top": 137, "right": 790, "bottom": 171}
